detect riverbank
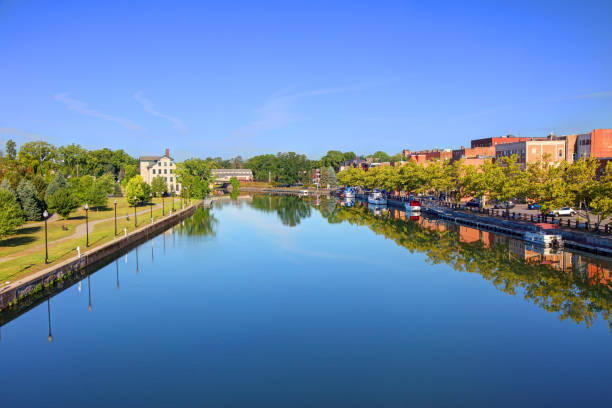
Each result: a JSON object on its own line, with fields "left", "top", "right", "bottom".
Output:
{"left": 0, "top": 201, "right": 206, "bottom": 312}
{"left": 409, "top": 199, "right": 612, "bottom": 256}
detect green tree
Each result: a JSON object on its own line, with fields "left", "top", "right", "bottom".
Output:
{"left": 5, "top": 139, "right": 17, "bottom": 161}
{"left": 125, "top": 175, "right": 146, "bottom": 205}
{"left": 17, "top": 179, "right": 44, "bottom": 221}
{"left": 18, "top": 141, "right": 57, "bottom": 174}
{"left": 319, "top": 150, "right": 345, "bottom": 172}
{"left": 229, "top": 177, "right": 240, "bottom": 193}
{"left": 0, "top": 178, "right": 17, "bottom": 196}
{"left": 121, "top": 164, "right": 139, "bottom": 187}
{"left": 320, "top": 167, "right": 330, "bottom": 188}
{"left": 564, "top": 158, "right": 600, "bottom": 225}
{"left": 113, "top": 182, "right": 123, "bottom": 197}
{"left": 46, "top": 189, "right": 79, "bottom": 219}
{"left": 489, "top": 155, "right": 526, "bottom": 217}
{"left": 176, "top": 158, "right": 215, "bottom": 199}
{"left": 45, "top": 172, "right": 69, "bottom": 203}
{"left": 151, "top": 176, "right": 168, "bottom": 197}
{"left": 0, "top": 189, "right": 24, "bottom": 239}
{"left": 327, "top": 167, "right": 337, "bottom": 188}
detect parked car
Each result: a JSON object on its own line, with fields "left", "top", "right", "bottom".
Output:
{"left": 548, "top": 207, "right": 577, "bottom": 217}
{"left": 466, "top": 199, "right": 481, "bottom": 208}
{"left": 493, "top": 201, "right": 515, "bottom": 209}
{"left": 527, "top": 203, "right": 542, "bottom": 210}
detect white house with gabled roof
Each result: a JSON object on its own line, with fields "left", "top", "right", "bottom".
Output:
{"left": 139, "top": 148, "right": 181, "bottom": 193}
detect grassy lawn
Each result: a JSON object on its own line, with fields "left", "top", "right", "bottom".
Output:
{"left": 0, "top": 197, "right": 186, "bottom": 284}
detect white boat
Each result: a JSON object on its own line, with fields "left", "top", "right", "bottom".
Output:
{"left": 344, "top": 187, "right": 356, "bottom": 198}
{"left": 523, "top": 230, "right": 563, "bottom": 247}
{"left": 405, "top": 200, "right": 421, "bottom": 212}
{"left": 367, "top": 189, "right": 387, "bottom": 205}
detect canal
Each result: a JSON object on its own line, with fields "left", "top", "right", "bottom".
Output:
{"left": 1, "top": 194, "right": 611, "bottom": 407}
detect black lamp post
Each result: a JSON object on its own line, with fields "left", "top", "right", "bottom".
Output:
{"left": 115, "top": 259, "right": 120, "bottom": 290}
{"left": 134, "top": 196, "right": 137, "bottom": 228}
{"left": 114, "top": 199, "right": 117, "bottom": 236}
{"left": 172, "top": 192, "right": 175, "bottom": 212}
{"left": 149, "top": 193, "right": 153, "bottom": 221}
{"left": 162, "top": 194, "right": 165, "bottom": 216}
{"left": 43, "top": 209, "right": 49, "bottom": 264}
{"left": 84, "top": 203, "right": 89, "bottom": 247}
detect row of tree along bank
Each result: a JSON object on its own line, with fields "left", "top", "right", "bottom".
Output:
{"left": 337, "top": 155, "right": 612, "bottom": 227}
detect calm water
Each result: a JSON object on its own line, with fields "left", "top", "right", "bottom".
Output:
{"left": 1, "top": 195, "right": 611, "bottom": 407}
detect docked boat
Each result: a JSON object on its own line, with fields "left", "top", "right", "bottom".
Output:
{"left": 367, "top": 189, "right": 387, "bottom": 205}
{"left": 344, "top": 187, "right": 356, "bottom": 198}
{"left": 405, "top": 200, "right": 421, "bottom": 212}
{"left": 343, "top": 197, "right": 355, "bottom": 207}
{"left": 523, "top": 224, "right": 562, "bottom": 247}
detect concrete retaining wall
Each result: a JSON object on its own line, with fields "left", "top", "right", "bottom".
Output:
{"left": 0, "top": 203, "right": 201, "bottom": 312}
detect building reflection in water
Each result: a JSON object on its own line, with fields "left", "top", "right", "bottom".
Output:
{"left": 316, "top": 198, "right": 612, "bottom": 331}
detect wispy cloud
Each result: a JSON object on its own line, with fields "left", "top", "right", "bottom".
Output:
{"left": 54, "top": 93, "right": 141, "bottom": 130}
{"left": 0, "top": 126, "right": 41, "bottom": 140}
{"left": 229, "top": 82, "right": 377, "bottom": 142}
{"left": 133, "top": 91, "right": 186, "bottom": 132}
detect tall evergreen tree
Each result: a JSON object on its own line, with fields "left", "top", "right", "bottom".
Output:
{"left": 0, "top": 178, "right": 17, "bottom": 196}
{"left": 45, "top": 171, "right": 68, "bottom": 203}
{"left": 327, "top": 166, "right": 337, "bottom": 188}
{"left": 0, "top": 189, "right": 24, "bottom": 239}
{"left": 17, "top": 179, "right": 44, "bottom": 221}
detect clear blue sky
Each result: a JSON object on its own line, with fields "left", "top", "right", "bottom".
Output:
{"left": 1, "top": 0, "right": 611, "bottom": 160}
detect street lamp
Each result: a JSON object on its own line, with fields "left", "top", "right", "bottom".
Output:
{"left": 134, "top": 196, "right": 137, "bottom": 228}
{"left": 84, "top": 203, "right": 89, "bottom": 247}
{"left": 114, "top": 199, "right": 117, "bottom": 236}
{"left": 149, "top": 193, "right": 153, "bottom": 221}
{"left": 162, "top": 194, "right": 165, "bottom": 216}
{"left": 172, "top": 192, "right": 175, "bottom": 212}
{"left": 43, "top": 210, "right": 49, "bottom": 264}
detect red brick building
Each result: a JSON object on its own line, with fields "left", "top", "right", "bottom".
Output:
{"left": 471, "top": 135, "right": 532, "bottom": 148}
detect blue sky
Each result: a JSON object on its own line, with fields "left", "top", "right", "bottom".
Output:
{"left": 1, "top": 0, "right": 611, "bottom": 160}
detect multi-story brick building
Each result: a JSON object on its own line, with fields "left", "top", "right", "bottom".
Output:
{"left": 139, "top": 148, "right": 181, "bottom": 194}
{"left": 451, "top": 146, "right": 496, "bottom": 166}
{"left": 495, "top": 139, "right": 566, "bottom": 169}
{"left": 575, "top": 129, "right": 612, "bottom": 160}
{"left": 471, "top": 135, "right": 532, "bottom": 148}
{"left": 403, "top": 149, "right": 452, "bottom": 164}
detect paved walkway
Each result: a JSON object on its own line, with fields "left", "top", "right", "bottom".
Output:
{"left": 0, "top": 204, "right": 165, "bottom": 264}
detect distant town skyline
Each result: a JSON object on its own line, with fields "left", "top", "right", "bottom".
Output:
{"left": 1, "top": 0, "right": 611, "bottom": 161}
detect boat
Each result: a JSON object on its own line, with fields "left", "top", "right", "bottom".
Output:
{"left": 405, "top": 199, "right": 421, "bottom": 212}
{"left": 367, "top": 189, "right": 387, "bottom": 205}
{"left": 523, "top": 224, "right": 562, "bottom": 247}
{"left": 344, "top": 187, "right": 356, "bottom": 198}
{"left": 343, "top": 197, "right": 355, "bottom": 207}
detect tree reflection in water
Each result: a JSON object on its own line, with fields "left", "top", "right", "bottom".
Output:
{"left": 249, "top": 194, "right": 612, "bottom": 332}
{"left": 176, "top": 207, "right": 218, "bottom": 238}
{"left": 318, "top": 199, "right": 612, "bottom": 332}
{"left": 250, "top": 195, "right": 311, "bottom": 227}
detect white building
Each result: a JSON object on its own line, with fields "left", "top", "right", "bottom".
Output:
{"left": 139, "top": 148, "right": 181, "bottom": 193}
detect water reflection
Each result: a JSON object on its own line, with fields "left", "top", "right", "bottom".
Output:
{"left": 250, "top": 195, "right": 311, "bottom": 227}
{"left": 316, "top": 199, "right": 612, "bottom": 332}
{"left": 176, "top": 207, "right": 218, "bottom": 237}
